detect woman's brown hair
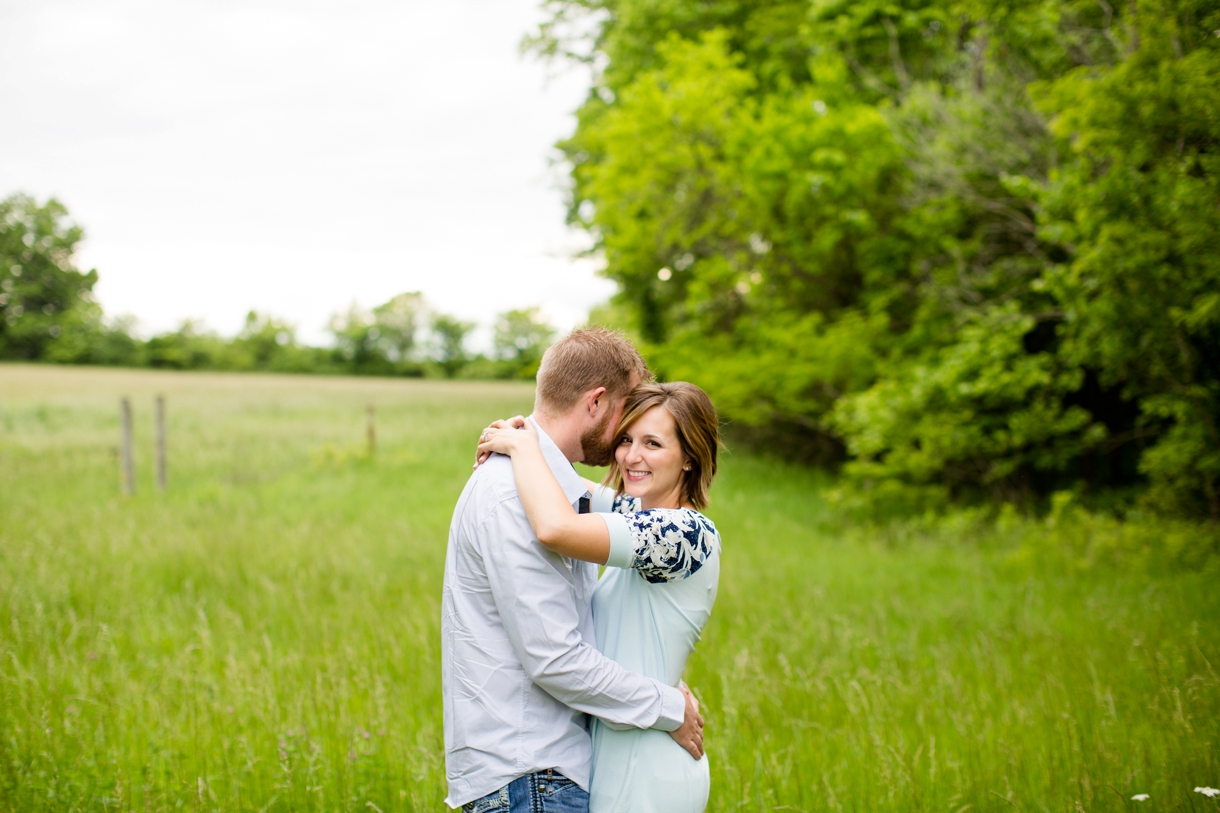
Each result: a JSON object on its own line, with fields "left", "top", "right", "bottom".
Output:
{"left": 603, "top": 382, "right": 720, "bottom": 510}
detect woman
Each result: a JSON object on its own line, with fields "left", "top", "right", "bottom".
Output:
{"left": 475, "top": 381, "right": 722, "bottom": 813}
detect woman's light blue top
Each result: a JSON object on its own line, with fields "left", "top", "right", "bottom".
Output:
{"left": 587, "top": 485, "right": 721, "bottom": 813}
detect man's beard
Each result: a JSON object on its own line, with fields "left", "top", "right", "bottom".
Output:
{"left": 579, "top": 408, "right": 616, "bottom": 467}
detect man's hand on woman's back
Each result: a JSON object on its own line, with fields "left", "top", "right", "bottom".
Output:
{"left": 669, "top": 684, "right": 705, "bottom": 760}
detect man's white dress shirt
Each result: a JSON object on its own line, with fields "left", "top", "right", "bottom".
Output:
{"left": 441, "top": 418, "right": 685, "bottom": 808}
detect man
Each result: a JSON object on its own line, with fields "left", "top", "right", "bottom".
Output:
{"left": 441, "top": 327, "right": 705, "bottom": 812}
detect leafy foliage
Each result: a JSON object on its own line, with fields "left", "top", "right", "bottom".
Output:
{"left": 427, "top": 314, "right": 475, "bottom": 377}
{"left": 493, "top": 307, "right": 557, "bottom": 378}
{"left": 0, "top": 194, "right": 99, "bottom": 360}
{"left": 534, "top": 0, "right": 1220, "bottom": 517}
{"left": 1034, "top": 26, "right": 1220, "bottom": 517}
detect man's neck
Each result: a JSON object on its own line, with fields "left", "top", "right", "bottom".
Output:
{"left": 532, "top": 410, "right": 583, "bottom": 464}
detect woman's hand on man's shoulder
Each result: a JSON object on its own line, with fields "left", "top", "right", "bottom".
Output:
{"left": 474, "top": 415, "right": 531, "bottom": 468}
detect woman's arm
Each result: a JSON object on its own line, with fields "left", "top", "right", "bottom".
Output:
{"left": 478, "top": 424, "right": 612, "bottom": 565}
{"left": 471, "top": 417, "right": 604, "bottom": 497}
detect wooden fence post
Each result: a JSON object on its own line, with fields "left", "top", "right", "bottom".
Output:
{"left": 155, "top": 394, "right": 167, "bottom": 490}
{"left": 366, "top": 403, "right": 376, "bottom": 457}
{"left": 120, "top": 397, "right": 135, "bottom": 496}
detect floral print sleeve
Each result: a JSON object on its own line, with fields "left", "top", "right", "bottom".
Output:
{"left": 605, "top": 497, "right": 719, "bottom": 584}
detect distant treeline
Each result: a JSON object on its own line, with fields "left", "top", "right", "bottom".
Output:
{"left": 0, "top": 194, "right": 555, "bottom": 381}
{"left": 537, "top": 0, "right": 1220, "bottom": 519}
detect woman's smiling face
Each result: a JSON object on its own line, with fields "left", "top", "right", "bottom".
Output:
{"left": 615, "top": 405, "right": 689, "bottom": 510}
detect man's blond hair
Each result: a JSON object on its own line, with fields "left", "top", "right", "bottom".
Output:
{"left": 535, "top": 326, "right": 650, "bottom": 415}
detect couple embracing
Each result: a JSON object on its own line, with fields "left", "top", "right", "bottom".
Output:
{"left": 441, "top": 327, "right": 724, "bottom": 813}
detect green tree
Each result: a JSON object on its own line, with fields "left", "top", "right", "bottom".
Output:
{"left": 145, "top": 320, "right": 227, "bottom": 370}
{"left": 48, "top": 312, "right": 145, "bottom": 367}
{"left": 227, "top": 311, "right": 325, "bottom": 372}
{"left": 0, "top": 194, "right": 99, "bottom": 360}
{"left": 372, "top": 292, "right": 426, "bottom": 363}
{"left": 1033, "top": 8, "right": 1220, "bottom": 517}
{"left": 328, "top": 303, "right": 389, "bottom": 372}
{"left": 530, "top": 0, "right": 1220, "bottom": 517}
{"left": 328, "top": 294, "right": 430, "bottom": 375}
{"left": 429, "top": 314, "right": 474, "bottom": 378}
{"left": 493, "top": 307, "right": 556, "bottom": 378}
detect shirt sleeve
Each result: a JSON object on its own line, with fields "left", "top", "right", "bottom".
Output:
{"left": 596, "top": 508, "right": 718, "bottom": 584}
{"left": 590, "top": 483, "right": 617, "bottom": 514}
{"left": 481, "top": 498, "right": 686, "bottom": 731}
{"left": 590, "top": 485, "right": 641, "bottom": 517}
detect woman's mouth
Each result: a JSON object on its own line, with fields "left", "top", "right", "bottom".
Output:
{"left": 625, "top": 469, "right": 651, "bottom": 482}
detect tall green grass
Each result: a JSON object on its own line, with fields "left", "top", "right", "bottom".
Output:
{"left": 2, "top": 364, "right": 1217, "bottom": 811}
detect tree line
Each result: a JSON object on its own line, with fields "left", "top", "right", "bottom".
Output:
{"left": 533, "top": 0, "right": 1220, "bottom": 519}
{"left": 0, "top": 194, "right": 556, "bottom": 381}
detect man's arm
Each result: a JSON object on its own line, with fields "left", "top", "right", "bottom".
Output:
{"left": 480, "top": 499, "right": 700, "bottom": 745}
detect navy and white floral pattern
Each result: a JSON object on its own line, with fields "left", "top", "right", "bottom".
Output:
{"left": 611, "top": 494, "right": 719, "bottom": 584}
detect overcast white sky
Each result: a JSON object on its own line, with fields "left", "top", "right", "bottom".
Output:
{"left": 0, "top": 0, "right": 613, "bottom": 347}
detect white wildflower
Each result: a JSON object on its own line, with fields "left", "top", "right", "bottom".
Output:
{"left": 1196, "top": 787, "right": 1220, "bottom": 798}
{"left": 1131, "top": 794, "right": 1149, "bottom": 801}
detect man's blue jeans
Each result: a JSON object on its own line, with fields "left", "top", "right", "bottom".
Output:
{"left": 462, "top": 769, "right": 589, "bottom": 813}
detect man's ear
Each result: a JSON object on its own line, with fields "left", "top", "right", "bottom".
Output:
{"left": 585, "top": 386, "right": 608, "bottom": 417}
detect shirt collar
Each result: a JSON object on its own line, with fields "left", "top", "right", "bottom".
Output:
{"left": 528, "top": 415, "right": 591, "bottom": 506}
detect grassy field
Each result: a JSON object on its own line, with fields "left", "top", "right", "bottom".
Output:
{"left": 2, "top": 364, "right": 1218, "bottom": 812}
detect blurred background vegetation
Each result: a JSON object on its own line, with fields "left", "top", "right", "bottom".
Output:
{"left": 3, "top": 0, "right": 1218, "bottom": 534}
{"left": 0, "top": 195, "right": 556, "bottom": 382}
